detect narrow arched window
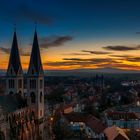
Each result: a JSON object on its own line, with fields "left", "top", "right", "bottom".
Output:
{"left": 40, "top": 92, "right": 43, "bottom": 103}
{"left": 30, "top": 92, "right": 36, "bottom": 103}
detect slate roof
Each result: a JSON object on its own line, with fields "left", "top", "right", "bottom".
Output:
{"left": 0, "top": 95, "right": 26, "bottom": 113}
{"left": 7, "top": 31, "right": 23, "bottom": 75}
{"left": 27, "top": 30, "right": 43, "bottom": 75}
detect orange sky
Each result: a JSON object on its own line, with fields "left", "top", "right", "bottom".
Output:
{"left": 1, "top": 39, "right": 140, "bottom": 71}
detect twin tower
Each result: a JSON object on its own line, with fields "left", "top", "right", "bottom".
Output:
{"left": 6, "top": 30, "right": 44, "bottom": 120}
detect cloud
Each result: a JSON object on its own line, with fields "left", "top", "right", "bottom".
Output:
{"left": 125, "top": 57, "right": 140, "bottom": 62}
{"left": 109, "top": 55, "right": 133, "bottom": 58}
{"left": 19, "top": 4, "right": 52, "bottom": 25}
{"left": 136, "top": 32, "right": 140, "bottom": 34}
{"left": 103, "top": 45, "right": 140, "bottom": 51}
{"left": 0, "top": 47, "right": 11, "bottom": 54}
{"left": 63, "top": 58, "right": 84, "bottom": 61}
{"left": 45, "top": 57, "right": 140, "bottom": 70}
{"left": 19, "top": 49, "right": 31, "bottom": 56}
{"left": 82, "top": 50, "right": 112, "bottom": 54}
{"left": 45, "top": 58, "right": 120, "bottom": 67}
{"left": 0, "top": 35, "right": 73, "bottom": 57}
{"left": 62, "top": 53, "right": 90, "bottom": 56}
{"left": 0, "top": 47, "right": 30, "bottom": 57}
{"left": 109, "top": 54, "right": 140, "bottom": 62}
{"left": 39, "top": 35, "right": 73, "bottom": 48}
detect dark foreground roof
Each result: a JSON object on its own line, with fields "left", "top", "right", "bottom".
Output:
{"left": 0, "top": 95, "right": 26, "bottom": 113}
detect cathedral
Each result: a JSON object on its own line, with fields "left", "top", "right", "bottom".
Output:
{"left": 0, "top": 29, "right": 45, "bottom": 140}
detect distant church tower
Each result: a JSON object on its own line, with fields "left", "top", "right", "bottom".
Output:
{"left": 6, "top": 31, "right": 23, "bottom": 96}
{"left": 27, "top": 29, "right": 44, "bottom": 120}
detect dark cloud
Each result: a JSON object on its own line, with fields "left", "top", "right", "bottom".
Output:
{"left": 45, "top": 57, "right": 140, "bottom": 70}
{"left": 82, "top": 50, "right": 112, "bottom": 54}
{"left": 39, "top": 35, "right": 73, "bottom": 48}
{"left": 136, "top": 32, "right": 140, "bottom": 34}
{"left": 45, "top": 58, "right": 120, "bottom": 67}
{"left": 0, "top": 47, "right": 30, "bottom": 57}
{"left": 103, "top": 45, "right": 140, "bottom": 51}
{"left": 19, "top": 49, "right": 31, "bottom": 56}
{"left": 63, "top": 58, "right": 84, "bottom": 61}
{"left": 109, "top": 55, "right": 132, "bottom": 58}
{"left": 0, "top": 35, "right": 73, "bottom": 56}
{"left": 62, "top": 53, "right": 90, "bottom": 56}
{"left": 19, "top": 4, "right": 52, "bottom": 25}
{"left": 0, "top": 47, "right": 11, "bottom": 54}
{"left": 110, "top": 54, "right": 140, "bottom": 62}
{"left": 125, "top": 57, "right": 140, "bottom": 62}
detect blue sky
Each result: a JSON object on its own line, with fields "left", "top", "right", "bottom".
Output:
{"left": 1, "top": 0, "right": 140, "bottom": 70}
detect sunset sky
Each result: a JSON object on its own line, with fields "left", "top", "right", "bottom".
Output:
{"left": 1, "top": 0, "right": 140, "bottom": 70}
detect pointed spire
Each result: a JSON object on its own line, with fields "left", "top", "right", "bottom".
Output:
{"left": 27, "top": 29, "right": 43, "bottom": 75}
{"left": 7, "top": 31, "right": 23, "bottom": 75}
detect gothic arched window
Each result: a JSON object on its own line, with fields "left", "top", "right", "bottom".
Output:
{"left": 30, "top": 79, "right": 36, "bottom": 89}
{"left": 40, "top": 92, "right": 43, "bottom": 103}
{"left": 30, "top": 92, "right": 36, "bottom": 103}
{"left": 40, "top": 79, "right": 43, "bottom": 89}
{"left": 18, "top": 79, "right": 22, "bottom": 88}
{"left": 9, "top": 79, "right": 15, "bottom": 88}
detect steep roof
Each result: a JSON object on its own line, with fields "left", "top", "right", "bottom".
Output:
{"left": 7, "top": 31, "right": 23, "bottom": 75}
{"left": 0, "top": 95, "right": 26, "bottom": 113}
{"left": 27, "top": 30, "right": 43, "bottom": 75}
{"left": 104, "top": 126, "right": 130, "bottom": 140}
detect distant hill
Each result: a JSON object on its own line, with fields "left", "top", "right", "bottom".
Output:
{"left": 0, "top": 67, "right": 140, "bottom": 77}
{"left": 44, "top": 67, "right": 140, "bottom": 76}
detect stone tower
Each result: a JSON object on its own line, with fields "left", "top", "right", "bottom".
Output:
{"left": 27, "top": 29, "right": 44, "bottom": 120}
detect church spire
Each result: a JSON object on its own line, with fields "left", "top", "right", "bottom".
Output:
{"left": 7, "top": 31, "right": 23, "bottom": 75}
{"left": 27, "top": 29, "right": 43, "bottom": 75}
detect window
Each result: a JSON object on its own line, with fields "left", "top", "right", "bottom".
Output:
{"left": 40, "top": 92, "right": 43, "bottom": 103}
{"left": 8, "top": 79, "right": 15, "bottom": 88}
{"left": 18, "top": 79, "right": 22, "bottom": 88}
{"left": 40, "top": 79, "right": 43, "bottom": 89}
{"left": 40, "top": 110, "right": 42, "bottom": 117}
{"left": 30, "top": 92, "right": 36, "bottom": 103}
{"left": 30, "top": 79, "right": 36, "bottom": 89}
